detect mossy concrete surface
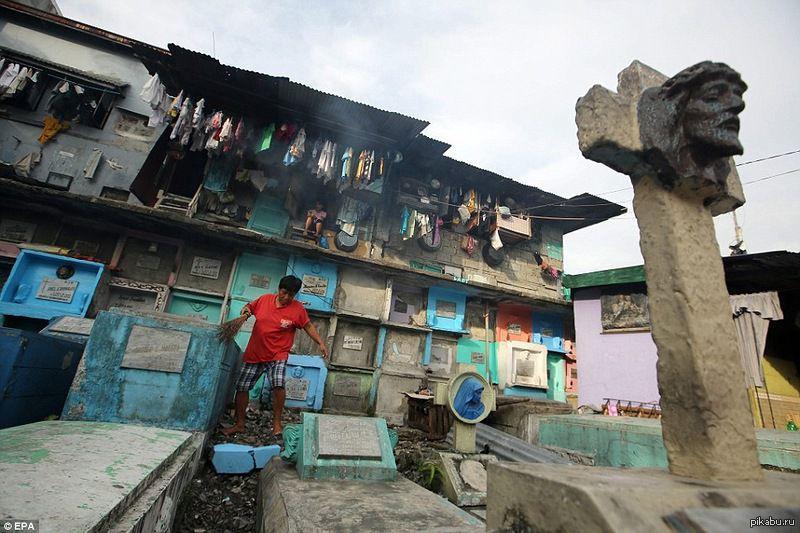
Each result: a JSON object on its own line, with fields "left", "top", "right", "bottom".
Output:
{"left": 258, "top": 458, "right": 484, "bottom": 532}
{"left": 0, "top": 420, "right": 193, "bottom": 532}
{"left": 537, "top": 415, "right": 800, "bottom": 470}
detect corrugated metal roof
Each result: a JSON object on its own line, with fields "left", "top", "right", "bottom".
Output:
{"left": 0, "top": 0, "right": 168, "bottom": 54}
{"left": 0, "top": 46, "right": 126, "bottom": 89}
{"left": 159, "top": 45, "right": 428, "bottom": 147}
{"left": 564, "top": 251, "right": 800, "bottom": 293}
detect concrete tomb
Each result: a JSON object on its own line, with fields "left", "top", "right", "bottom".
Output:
{"left": 62, "top": 309, "right": 241, "bottom": 432}
{"left": 258, "top": 458, "right": 483, "bottom": 532}
{"left": 0, "top": 421, "right": 203, "bottom": 532}
{"left": 295, "top": 412, "right": 397, "bottom": 481}
{"left": 487, "top": 61, "right": 800, "bottom": 531}
{"left": 439, "top": 452, "right": 498, "bottom": 507}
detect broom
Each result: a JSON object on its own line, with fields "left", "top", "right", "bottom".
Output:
{"left": 217, "top": 314, "right": 249, "bottom": 343}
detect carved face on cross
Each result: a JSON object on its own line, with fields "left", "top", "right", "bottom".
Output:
{"left": 634, "top": 61, "right": 748, "bottom": 188}
{"left": 664, "top": 62, "right": 747, "bottom": 160}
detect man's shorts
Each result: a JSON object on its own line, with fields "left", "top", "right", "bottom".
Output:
{"left": 234, "top": 360, "right": 286, "bottom": 392}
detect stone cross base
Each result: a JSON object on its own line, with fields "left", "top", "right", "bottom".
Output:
{"left": 487, "top": 462, "right": 800, "bottom": 532}
{"left": 633, "top": 175, "right": 762, "bottom": 480}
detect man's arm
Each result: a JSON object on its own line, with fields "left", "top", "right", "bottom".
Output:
{"left": 303, "top": 322, "right": 329, "bottom": 358}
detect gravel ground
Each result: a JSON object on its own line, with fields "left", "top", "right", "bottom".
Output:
{"left": 173, "top": 409, "right": 454, "bottom": 532}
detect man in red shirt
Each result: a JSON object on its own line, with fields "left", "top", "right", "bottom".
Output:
{"left": 222, "top": 275, "right": 328, "bottom": 436}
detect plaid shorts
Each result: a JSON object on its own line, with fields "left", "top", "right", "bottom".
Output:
{"left": 235, "top": 360, "right": 286, "bottom": 391}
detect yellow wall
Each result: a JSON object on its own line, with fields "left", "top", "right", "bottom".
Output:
{"left": 763, "top": 356, "right": 800, "bottom": 398}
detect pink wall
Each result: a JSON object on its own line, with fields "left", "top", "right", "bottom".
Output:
{"left": 573, "top": 288, "right": 660, "bottom": 407}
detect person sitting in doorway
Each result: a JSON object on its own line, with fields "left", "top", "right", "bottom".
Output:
{"left": 304, "top": 200, "right": 327, "bottom": 239}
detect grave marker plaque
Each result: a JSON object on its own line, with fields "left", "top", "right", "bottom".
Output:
{"left": 342, "top": 335, "right": 363, "bottom": 350}
{"left": 36, "top": 278, "right": 78, "bottom": 303}
{"left": 285, "top": 378, "right": 310, "bottom": 401}
{"left": 249, "top": 274, "right": 270, "bottom": 289}
{"left": 190, "top": 256, "right": 222, "bottom": 279}
{"left": 333, "top": 376, "right": 361, "bottom": 397}
{"left": 301, "top": 274, "right": 328, "bottom": 296}
{"left": 135, "top": 254, "right": 161, "bottom": 270}
{"left": 296, "top": 413, "right": 397, "bottom": 481}
{"left": 121, "top": 325, "right": 190, "bottom": 373}
{"left": 49, "top": 316, "right": 95, "bottom": 335}
{"left": 0, "top": 219, "right": 36, "bottom": 243}
{"left": 317, "top": 416, "right": 383, "bottom": 459}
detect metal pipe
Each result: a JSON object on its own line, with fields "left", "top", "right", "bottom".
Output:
{"left": 484, "top": 300, "right": 492, "bottom": 385}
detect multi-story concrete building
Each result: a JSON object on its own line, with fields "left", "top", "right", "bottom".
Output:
{"left": 0, "top": 1, "right": 625, "bottom": 424}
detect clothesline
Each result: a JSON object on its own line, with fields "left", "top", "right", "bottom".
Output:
{"left": 392, "top": 189, "right": 629, "bottom": 220}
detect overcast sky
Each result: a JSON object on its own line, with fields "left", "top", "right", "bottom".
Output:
{"left": 60, "top": 0, "right": 800, "bottom": 274}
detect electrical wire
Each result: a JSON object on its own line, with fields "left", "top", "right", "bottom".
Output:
{"left": 735, "top": 149, "right": 800, "bottom": 167}
{"left": 742, "top": 167, "right": 800, "bottom": 184}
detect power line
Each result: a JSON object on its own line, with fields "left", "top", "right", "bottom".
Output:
{"left": 735, "top": 149, "right": 800, "bottom": 167}
{"left": 742, "top": 167, "right": 800, "bottom": 184}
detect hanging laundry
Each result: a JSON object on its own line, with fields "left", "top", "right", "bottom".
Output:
{"left": 13, "top": 150, "right": 41, "bottom": 178}
{"left": 140, "top": 73, "right": 163, "bottom": 107}
{"left": 204, "top": 112, "right": 224, "bottom": 151}
{"left": 170, "top": 98, "right": 192, "bottom": 141}
{"left": 400, "top": 206, "right": 410, "bottom": 236}
{"left": 354, "top": 150, "right": 367, "bottom": 187}
{"left": 179, "top": 103, "right": 194, "bottom": 146}
{"left": 203, "top": 154, "right": 237, "bottom": 193}
{"left": 336, "top": 196, "right": 371, "bottom": 235}
{"left": 307, "top": 139, "right": 322, "bottom": 172}
{"left": 415, "top": 211, "right": 431, "bottom": 237}
{"left": 3, "top": 66, "right": 28, "bottom": 98}
{"left": 38, "top": 114, "right": 70, "bottom": 144}
{"left": 147, "top": 91, "right": 169, "bottom": 127}
{"left": 219, "top": 117, "right": 234, "bottom": 143}
{"left": 189, "top": 98, "right": 206, "bottom": 151}
{"left": 256, "top": 123, "right": 275, "bottom": 152}
{"left": 340, "top": 147, "right": 354, "bottom": 184}
{"left": 0, "top": 63, "right": 20, "bottom": 92}
{"left": 282, "top": 128, "right": 306, "bottom": 166}
{"left": 167, "top": 90, "right": 184, "bottom": 118}
{"left": 234, "top": 118, "right": 246, "bottom": 143}
{"left": 274, "top": 123, "right": 297, "bottom": 143}
{"left": 316, "top": 140, "right": 337, "bottom": 183}
{"left": 17, "top": 68, "right": 37, "bottom": 94}
{"left": 461, "top": 235, "right": 477, "bottom": 256}
{"left": 490, "top": 228, "right": 503, "bottom": 250}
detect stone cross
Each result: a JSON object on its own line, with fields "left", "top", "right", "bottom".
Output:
{"left": 576, "top": 61, "right": 762, "bottom": 481}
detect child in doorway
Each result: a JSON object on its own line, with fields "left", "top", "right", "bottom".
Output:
{"left": 304, "top": 200, "right": 327, "bottom": 238}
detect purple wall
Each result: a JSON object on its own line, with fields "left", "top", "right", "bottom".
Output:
{"left": 574, "top": 288, "right": 660, "bottom": 407}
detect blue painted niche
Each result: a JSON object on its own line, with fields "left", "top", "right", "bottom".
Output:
{"left": 426, "top": 286, "right": 467, "bottom": 332}
{"left": 248, "top": 194, "right": 290, "bottom": 237}
{"left": 167, "top": 290, "right": 223, "bottom": 324}
{"left": 0, "top": 250, "right": 103, "bottom": 320}
{"left": 287, "top": 256, "right": 337, "bottom": 313}
{"left": 0, "top": 327, "right": 84, "bottom": 429}
{"left": 533, "top": 312, "right": 565, "bottom": 353}
{"left": 260, "top": 354, "right": 328, "bottom": 411}
{"left": 230, "top": 252, "right": 289, "bottom": 302}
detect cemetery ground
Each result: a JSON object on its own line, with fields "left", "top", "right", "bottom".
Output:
{"left": 173, "top": 406, "right": 455, "bottom": 532}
